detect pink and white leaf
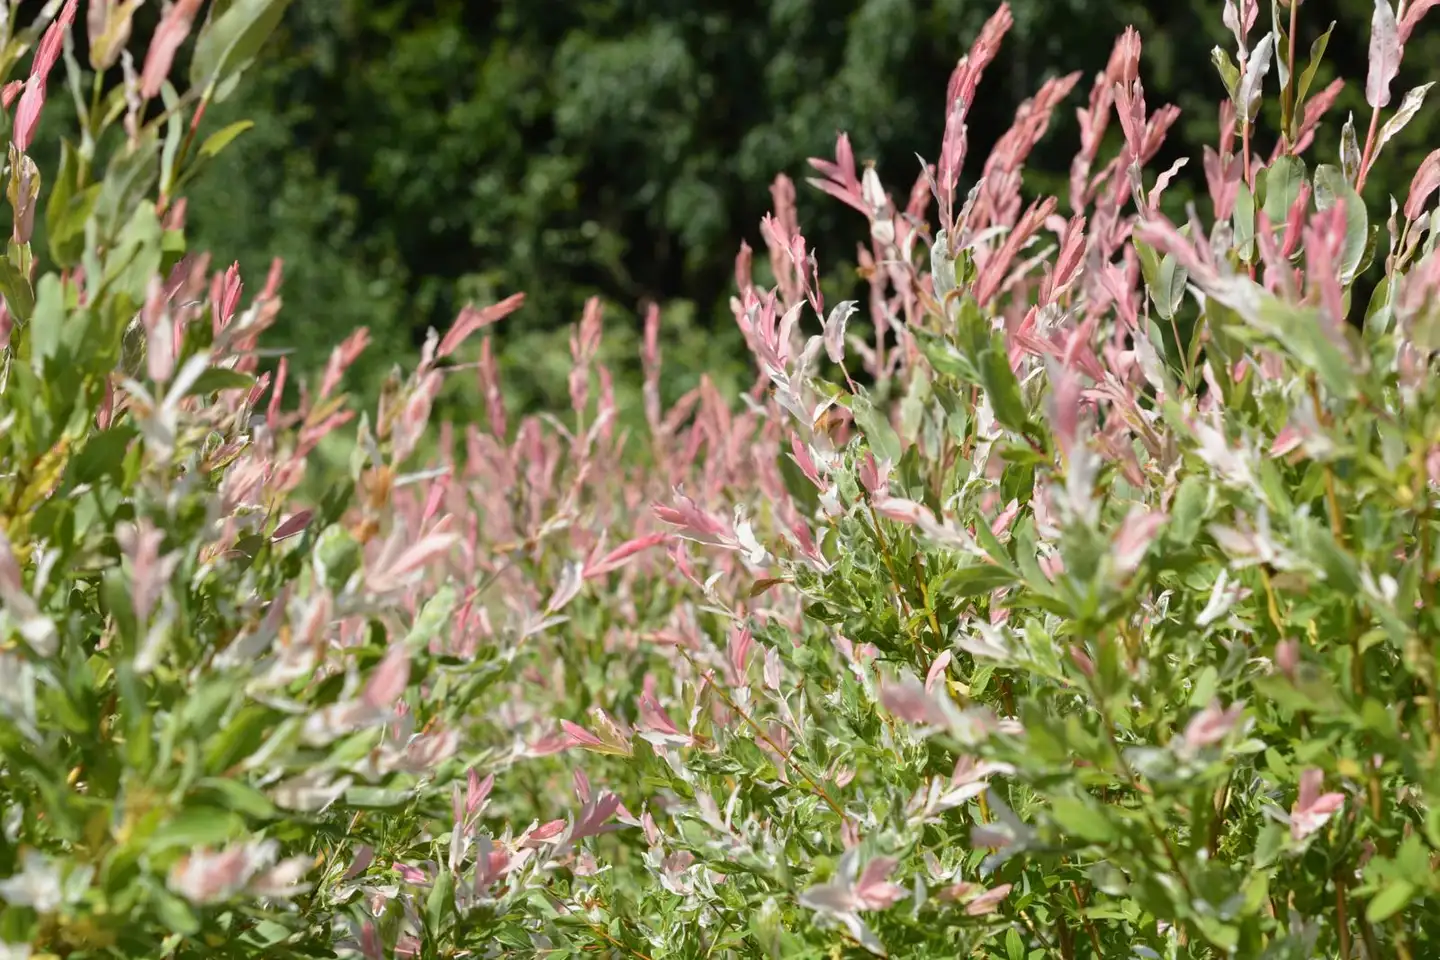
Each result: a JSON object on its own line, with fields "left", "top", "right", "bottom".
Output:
{"left": 1291, "top": 768, "right": 1346, "bottom": 840}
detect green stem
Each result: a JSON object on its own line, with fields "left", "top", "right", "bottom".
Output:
{"left": 866, "top": 500, "right": 929, "bottom": 654}
{"left": 1281, "top": 0, "right": 1299, "bottom": 149}
{"left": 1081, "top": 647, "right": 1196, "bottom": 906}
{"left": 678, "top": 648, "right": 847, "bottom": 820}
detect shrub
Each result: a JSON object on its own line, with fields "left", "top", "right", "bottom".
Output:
{"left": 6, "top": 0, "right": 1440, "bottom": 958}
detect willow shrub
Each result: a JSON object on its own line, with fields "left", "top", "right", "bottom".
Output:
{"left": 5, "top": 0, "right": 1440, "bottom": 958}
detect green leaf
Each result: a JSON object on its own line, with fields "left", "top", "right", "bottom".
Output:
{"left": 114, "top": 663, "right": 154, "bottom": 772}
{"left": 1157, "top": 253, "right": 1188, "bottom": 321}
{"left": 1051, "top": 796, "right": 1115, "bottom": 843}
{"left": 937, "top": 563, "right": 1018, "bottom": 599}
{"left": 1193, "top": 915, "right": 1239, "bottom": 951}
{"left": 974, "top": 517, "right": 1017, "bottom": 574}
{"left": 49, "top": 184, "right": 101, "bottom": 271}
{"left": 1134, "top": 236, "right": 1163, "bottom": 294}
{"left": 1365, "top": 880, "right": 1416, "bottom": 923}
{"left": 191, "top": 0, "right": 295, "bottom": 101}
{"left": 45, "top": 140, "right": 82, "bottom": 268}
{"left": 899, "top": 365, "right": 931, "bottom": 443}
{"left": 1271, "top": 1, "right": 1290, "bottom": 90}
{"left": 153, "top": 888, "right": 201, "bottom": 935}
{"left": 425, "top": 867, "right": 456, "bottom": 934}
{"left": 405, "top": 584, "right": 457, "bottom": 651}
{"left": 200, "top": 120, "right": 256, "bottom": 159}
{"left": 913, "top": 327, "right": 972, "bottom": 381}
{"left": 1211, "top": 46, "right": 1240, "bottom": 102}
{"left": 148, "top": 807, "right": 247, "bottom": 852}
{"left": 203, "top": 704, "right": 277, "bottom": 773}
{"left": 107, "top": 201, "right": 165, "bottom": 306}
{"left": 1168, "top": 477, "right": 1208, "bottom": 547}
{"left": 954, "top": 295, "right": 991, "bottom": 362}
{"left": 185, "top": 366, "right": 257, "bottom": 397}
{"left": 344, "top": 786, "right": 412, "bottom": 809}
{"left": 190, "top": 778, "right": 278, "bottom": 820}
{"left": 1006, "top": 928, "right": 1025, "bottom": 960}
{"left": 978, "top": 343, "right": 1029, "bottom": 434}
{"left": 1313, "top": 164, "right": 1368, "bottom": 283}
{"left": 1261, "top": 156, "right": 1306, "bottom": 227}
{"left": 1233, "top": 181, "right": 1256, "bottom": 262}
{"left": 1364, "top": 275, "right": 1395, "bottom": 339}
{"left": 95, "top": 133, "right": 161, "bottom": 247}
{"left": 850, "top": 392, "right": 902, "bottom": 464}
{"left": 26, "top": 274, "right": 66, "bottom": 372}
{"left": 0, "top": 254, "right": 34, "bottom": 322}
{"left": 1252, "top": 295, "right": 1356, "bottom": 399}
{"left": 160, "top": 81, "right": 185, "bottom": 198}
{"left": 1295, "top": 22, "right": 1335, "bottom": 108}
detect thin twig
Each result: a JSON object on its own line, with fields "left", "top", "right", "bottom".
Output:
{"left": 679, "top": 649, "right": 847, "bottom": 821}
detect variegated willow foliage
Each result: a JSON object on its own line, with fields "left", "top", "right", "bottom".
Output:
{"left": 5, "top": 0, "right": 1440, "bottom": 958}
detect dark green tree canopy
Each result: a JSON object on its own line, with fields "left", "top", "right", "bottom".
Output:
{"left": 177, "top": 0, "right": 1435, "bottom": 410}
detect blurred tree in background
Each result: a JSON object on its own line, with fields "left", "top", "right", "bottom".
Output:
{"left": 178, "top": 0, "right": 1440, "bottom": 418}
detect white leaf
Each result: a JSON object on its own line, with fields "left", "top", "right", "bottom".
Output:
{"left": 1239, "top": 33, "right": 1275, "bottom": 122}
{"left": 1377, "top": 82, "right": 1436, "bottom": 151}
{"left": 1367, "top": 0, "right": 1401, "bottom": 108}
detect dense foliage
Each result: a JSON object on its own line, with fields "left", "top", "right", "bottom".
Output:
{"left": 7, "top": 0, "right": 1440, "bottom": 958}
{"left": 182, "top": 0, "right": 1440, "bottom": 405}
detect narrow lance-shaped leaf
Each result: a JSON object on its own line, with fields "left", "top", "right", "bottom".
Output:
{"left": 1366, "top": 0, "right": 1400, "bottom": 109}
{"left": 1376, "top": 82, "right": 1436, "bottom": 154}
{"left": 1238, "top": 32, "right": 1275, "bottom": 122}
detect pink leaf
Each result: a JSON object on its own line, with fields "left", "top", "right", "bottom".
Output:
{"left": 466, "top": 770, "right": 494, "bottom": 818}
{"left": 583, "top": 533, "right": 668, "bottom": 580}
{"left": 141, "top": 0, "right": 201, "bottom": 99}
{"left": 437, "top": 292, "right": 525, "bottom": 359}
{"left": 206, "top": 263, "right": 243, "bottom": 338}
{"left": 1291, "top": 768, "right": 1346, "bottom": 840}
{"left": 1112, "top": 508, "right": 1167, "bottom": 575}
{"left": 1274, "top": 638, "right": 1300, "bottom": 680}
{"left": 654, "top": 492, "right": 732, "bottom": 546}
{"left": 319, "top": 328, "right": 371, "bottom": 401}
{"left": 526, "top": 820, "right": 567, "bottom": 845}
{"left": 858, "top": 453, "right": 890, "bottom": 498}
{"left": 965, "top": 882, "right": 1013, "bottom": 916}
{"left": 636, "top": 690, "right": 685, "bottom": 741}
{"left": 1400, "top": 0, "right": 1440, "bottom": 43}
{"left": 1182, "top": 700, "right": 1245, "bottom": 750}
{"left": 854, "top": 857, "right": 906, "bottom": 910}
{"left": 393, "top": 863, "right": 427, "bottom": 884}
{"left": 570, "top": 792, "right": 623, "bottom": 842}
{"left": 367, "top": 531, "right": 458, "bottom": 592}
{"left": 728, "top": 626, "right": 755, "bottom": 683}
{"left": 270, "top": 510, "right": 312, "bottom": 542}
{"left": 12, "top": 0, "right": 79, "bottom": 153}
{"left": 560, "top": 720, "right": 605, "bottom": 751}
{"left": 362, "top": 645, "right": 410, "bottom": 711}
{"left": 267, "top": 357, "right": 289, "bottom": 431}
{"left": 989, "top": 499, "right": 1021, "bottom": 539}
{"left": 116, "top": 519, "right": 171, "bottom": 624}
{"left": 925, "top": 651, "right": 953, "bottom": 694}
{"left": 880, "top": 677, "right": 949, "bottom": 727}
{"left": 526, "top": 731, "right": 570, "bottom": 757}
{"left": 789, "top": 434, "right": 824, "bottom": 489}
{"left": 573, "top": 768, "right": 591, "bottom": 803}
{"left": 1405, "top": 149, "right": 1440, "bottom": 220}
{"left": 872, "top": 496, "right": 936, "bottom": 527}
